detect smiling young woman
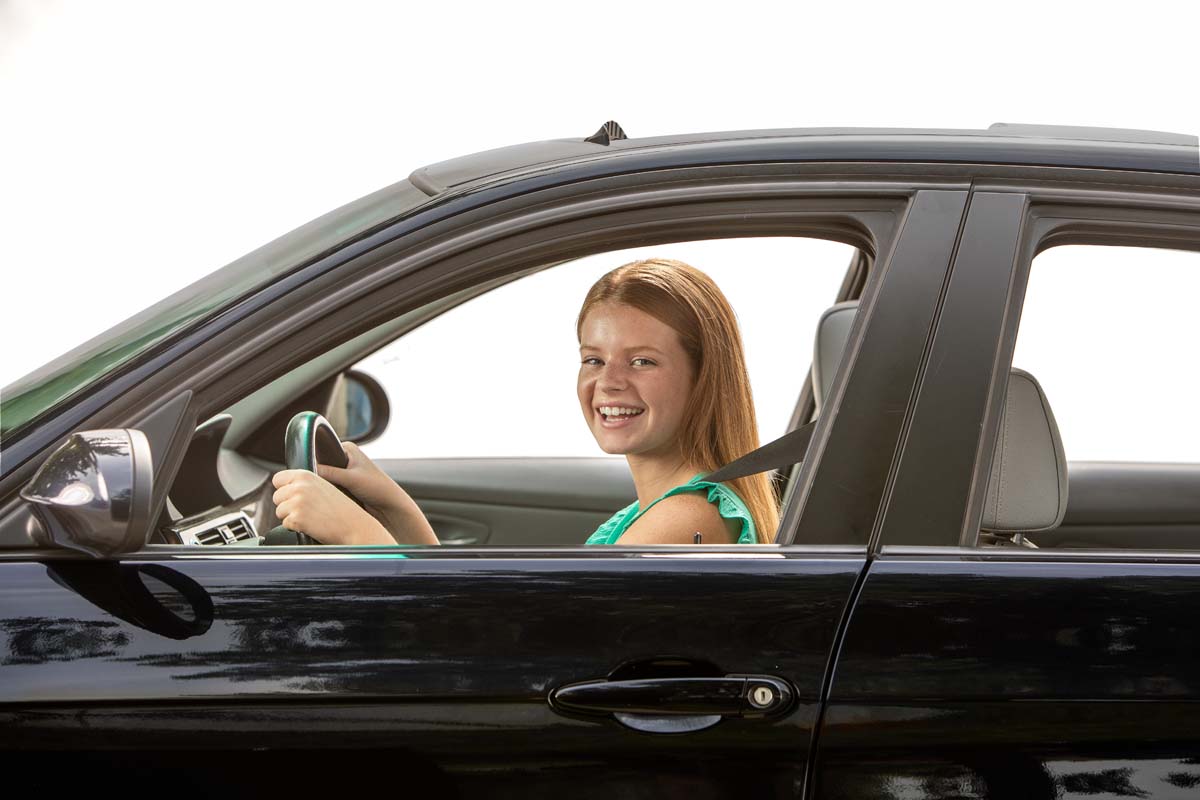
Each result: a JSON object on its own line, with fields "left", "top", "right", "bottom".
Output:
{"left": 575, "top": 258, "right": 779, "bottom": 545}
{"left": 271, "top": 258, "right": 779, "bottom": 546}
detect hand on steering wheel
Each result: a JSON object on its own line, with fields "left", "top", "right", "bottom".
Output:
{"left": 268, "top": 412, "right": 393, "bottom": 545}
{"left": 284, "top": 412, "right": 349, "bottom": 474}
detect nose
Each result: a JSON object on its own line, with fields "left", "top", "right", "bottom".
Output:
{"left": 597, "top": 361, "right": 630, "bottom": 392}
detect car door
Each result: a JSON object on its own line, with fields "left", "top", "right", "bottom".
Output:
{"left": 813, "top": 179, "right": 1200, "bottom": 798}
{"left": 0, "top": 166, "right": 967, "bottom": 797}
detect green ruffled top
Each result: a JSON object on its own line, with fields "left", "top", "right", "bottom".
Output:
{"left": 585, "top": 473, "right": 757, "bottom": 545}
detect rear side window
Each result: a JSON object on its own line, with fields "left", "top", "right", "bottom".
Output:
{"left": 987, "top": 243, "right": 1200, "bottom": 552}
{"left": 1013, "top": 245, "right": 1200, "bottom": 463}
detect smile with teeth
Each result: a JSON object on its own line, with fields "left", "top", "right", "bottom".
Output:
{"left": 598, "top": 405, "right": 645, "bottom": 423}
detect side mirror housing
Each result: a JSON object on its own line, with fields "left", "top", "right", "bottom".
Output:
{"left": 20, "top": 429, "right": 153, "bottom": 558}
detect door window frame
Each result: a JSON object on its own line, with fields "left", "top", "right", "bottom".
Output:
{"left": 4, "top": 166, "right": 973, "bottom": 558}
{"left": 876, "top": 179, "right": 1200, "bottom": 554}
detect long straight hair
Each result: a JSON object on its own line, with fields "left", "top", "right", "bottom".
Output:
{"left": 576, "top": 258, "right": 779, "bottom": 542}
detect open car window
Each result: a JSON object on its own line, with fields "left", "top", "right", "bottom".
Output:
{"left": 355, "top": 237, "right": 854, "bottom": 459}
{"left": 1012, "top": 244, "right": 1200, "bottom": 463}
{"left": 989, "top": 243, "right": 1200, "bottom": 551}
{"left": 159, "top": 236, "right": 857, "bottom": 548}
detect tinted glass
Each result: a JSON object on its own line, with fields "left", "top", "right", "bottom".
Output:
{"left": 1, "top": 179, "right": 429, "bottom": 445}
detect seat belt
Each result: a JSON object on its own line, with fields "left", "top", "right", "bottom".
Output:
{"left": 705, "top": 420, "right": 818, "bottom": 483}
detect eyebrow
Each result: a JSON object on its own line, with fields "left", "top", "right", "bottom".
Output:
{"left": 579, "top": 344, "right": 667, "bottom": 354}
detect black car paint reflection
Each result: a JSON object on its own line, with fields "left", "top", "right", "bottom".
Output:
{"left": 0, "top": 552, "right": 861, "bottom": 797}
{"left": 815, "top": 755, "right": 1200, "bottom": 799}
{"left": 815, "top": 556, "right": 1200, "bottom": 798}
{"left": 0, "top": 555, "right": 858, "bottom": 700}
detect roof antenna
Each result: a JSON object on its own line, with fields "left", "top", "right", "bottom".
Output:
{"left": 585, "top": 120, "right": 628, "bottom": 146}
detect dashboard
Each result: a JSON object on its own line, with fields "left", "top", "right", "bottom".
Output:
{"left": 156, "top": 414, "right": 276, "bottom": 545}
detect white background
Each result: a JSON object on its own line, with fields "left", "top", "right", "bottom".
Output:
{"left": 3, "top": 0, "right": 1199, "bottom": 461}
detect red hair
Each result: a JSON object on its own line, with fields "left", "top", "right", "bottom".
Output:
{"left": 577, "top": 258, "right": 779, "bottom": 542}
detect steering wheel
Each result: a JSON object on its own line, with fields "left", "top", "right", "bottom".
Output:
{"left": 284, "top": 411, "right": 349, "bottom": 474}
{"left": 263, "top": 411, "right": 350, "bottom": 545}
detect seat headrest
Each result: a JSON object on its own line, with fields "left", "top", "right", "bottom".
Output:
{"left": 809, "top": 301, "right": 1067, "bottom": 534}
{"left": 981, "top": 369, "right": 1069, "bottom": 533}
{"left": 812, "top": 301, "right": 859, "bottom": 413}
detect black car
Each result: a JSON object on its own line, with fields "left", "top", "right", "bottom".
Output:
{"left": 2, "top": 122, "right": 1200, "bottom": 798}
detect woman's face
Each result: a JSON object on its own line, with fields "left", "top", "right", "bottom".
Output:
{"left": 577, "top": 302, "right": 695, "bottom": 461}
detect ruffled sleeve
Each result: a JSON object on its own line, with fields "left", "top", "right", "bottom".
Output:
{"left": 585, "top": 500, "right": 639, "bottom": 545}
{"left": 660, "top": 479, "right": 757, "bottom": 544}
{"left": 585, "top": 477, "right": 758, "bottom": 545}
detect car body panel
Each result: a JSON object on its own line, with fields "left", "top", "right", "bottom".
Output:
{"left": 792, "top": 190, "right": 968, "bottom": 546}
{"left": 808, "top": 167, "right": 1200, "bottom": 796}
{"left": 876, "top": 191, "right": 1030, "bottom": 548}
{"left": 0, "top": 552, "right": 865, "bottom": 795}
{"left": 415, "top": 127, "right": 1200, "bottom": 200}
{"left": 814, "top": 555, "right": 1200, "bottom": 798}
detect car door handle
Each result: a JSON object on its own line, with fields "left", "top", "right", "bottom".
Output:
{"left": 550, "top": 674, "right": 793, "bottom": 719}
{"left": 439, "top": 534, "right": 482, "bottom": 546}
{"left": 426, "top": 513, "right": 490, "bottom": 546}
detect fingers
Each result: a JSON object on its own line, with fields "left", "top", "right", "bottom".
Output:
{"left": 270, "top": 467, "right": 396, "bottom": 545}
{"left": 272, "top": 469, "right": 305, "bottom": 489}
{"left": 271, "top": 471, "right": 327, "bottom": 534}
{"left": 341, "top": 443, "right": 381, "bottom": 476}
{"left": 328, "top": 442, "right": 366, "bottom": 474}
{"left": 272, "top": 482, "right": 299, "bottom": 507}
{"left": 274, "top": 449, "right": 373, "bottom": 494}
{"left": 279, "top": 511, "right": 315, "bottom": 538}
{"left": 275, "top": 490, "right": 332, "bottom": 539}
{"left": 316, "top": 462, "right": 351, "bottom": 485}
{"left": 318, "top": 444, "right": 373, "bottom": 488}
{"left": 275, "top": 500, "right": 297, "bottom": 528}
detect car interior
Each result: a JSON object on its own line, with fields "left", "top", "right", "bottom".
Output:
{"left": 150, "top": 239, "right": 1200, "bottom": 553}
{"left": 812, "top": 300, "right": 1200, "bottom": 551}
{"left": 152, "top": 240, "right": 855, "bottom": 548}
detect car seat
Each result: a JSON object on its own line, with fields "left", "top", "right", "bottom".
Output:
{"left": 809, "top": 302, "right": 1068, "bottom": 547}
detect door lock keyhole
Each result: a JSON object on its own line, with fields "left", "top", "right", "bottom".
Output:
{"left": 749, "top": 685, "right": 776, "bottom": 708}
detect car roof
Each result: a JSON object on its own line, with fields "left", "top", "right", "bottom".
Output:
{"left": 410, "top": 122, "right": 1200, "bottom": 196}
{"left": 4, "top": 121, "right": 1197, "bottom": 470}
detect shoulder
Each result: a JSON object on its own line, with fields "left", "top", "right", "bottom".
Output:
{"left": 620, "top": 491, "right": 737, "bottom": 545}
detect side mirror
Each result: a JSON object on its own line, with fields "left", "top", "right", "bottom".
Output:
{"left": 327, "top": 369, "right": 390, "bottom": 444}
{"left": 20, "top": 429, "right": 153, "bottom": 558}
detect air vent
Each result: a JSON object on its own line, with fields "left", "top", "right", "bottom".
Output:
{"left": 172, "top": 512, "right": 258, "bottom": 546}
{"left": 194, "top": 528, "right": 226, "bottom": 546}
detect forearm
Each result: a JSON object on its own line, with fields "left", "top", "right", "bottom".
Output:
{"left": 312, "top": 444, "right": 441, "bottom": 546}
{"left": 368, "top": 485, "right": 440, "bottom": 546}
{"left": 348, "top": 513, "right": 406, "bottom": 545}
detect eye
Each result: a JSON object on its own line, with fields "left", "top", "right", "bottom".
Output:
{"left": 581, "top": 356, "right": 603, "bottom": 366}
{"left": 631, "top": 357, "right": 656, "bottom": 367}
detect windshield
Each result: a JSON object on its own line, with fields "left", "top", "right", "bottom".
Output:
{"left": 1, "top": 179, "right": 430, "bottom": 445}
